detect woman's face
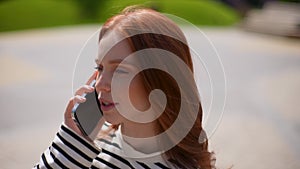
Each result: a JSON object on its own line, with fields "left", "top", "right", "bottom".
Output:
{"left": 95, "top": 31, "right": 150, "bottom": 125}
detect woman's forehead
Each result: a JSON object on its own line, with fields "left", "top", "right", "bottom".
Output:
{"left": 98, "top": 31, "right": 121, "bottom": 58}
{"left": 96, "top": 31, "right": 133, "bottom": 64}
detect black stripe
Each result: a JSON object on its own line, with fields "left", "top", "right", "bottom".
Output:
{"left": 41, "top": 153, "right": 53, "bottom": 169}
{"left": 136, "top": 161, "right": 151, "bottom": 169}
{"left": 155, "top": 162, "right": 171, "bottom": 169}
{"left": 49, "top": 149, "right": 68, "bottom": 168}
{"left": 57, "top": 132, "right": 93, "bottom": 162}
{"left": 109, "top": 133, "right": 116, "bottom": 138}
{"left": 95, "top": 157, "right": 121, "bottom": 169}
{"left": 102, "top": 148, "right": 134, "bottom": 168}
{"left": 91, "top": 165, "right": 100, "bottom": 169}
{"left": 97, "top": 138, "right": 121, "bottom": 149}
{"left": 61, "top": 125, "right": 99, "bottom": 154}
{"left": 34, "top": 164, "right": 40, "bottom": 169}
{"left": 52, "top": 142, "right": 88, "bottom": 169}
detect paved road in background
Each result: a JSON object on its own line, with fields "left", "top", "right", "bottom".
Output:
{"left": 0, "top": 25, "right": 299, "bottom": 169}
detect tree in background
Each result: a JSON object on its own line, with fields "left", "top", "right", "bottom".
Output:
{"left": 74, "top": 0, "right": 107, "bottom": 22}
{"left": 219, "top": 0, "right": 299, "bottom": 16}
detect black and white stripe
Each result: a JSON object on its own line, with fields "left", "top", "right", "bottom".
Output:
{"left": 34, "top": 124, "right": 173, "bottom": 169}
{"left": 33, "top": 124, "right": 100, "bottom": 169}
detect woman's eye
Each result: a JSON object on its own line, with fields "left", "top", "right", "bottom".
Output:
{"left": 115, "top": 68, "right": 128, "bottom": 74}
{"left": 95, "top": 66, "right": 103, "bottom": 72}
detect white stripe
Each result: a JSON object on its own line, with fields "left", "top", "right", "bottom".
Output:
{"left": 44, "top": 148, "right": 60, "bottom": 168}
{"left": 98, "top": 152, "right": 131, "bottom": 168}
{"left": 59, "top": 124, "right": 99, "bottom": 158}
{"left": 39, "top": 152, "right": 46, "bottom": 169}
{"left": 50, "top": 143, "right": 81, "bottom": 169}
{"left": 90, "top": 158, "right": 105, "bottom": 168}
{"left": 54, "top": 134, "right": 91, "bottom": 166}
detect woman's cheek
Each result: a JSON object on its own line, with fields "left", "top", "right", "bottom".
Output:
{"left": 129, "top": 78, "right": 150, "bottom": 111}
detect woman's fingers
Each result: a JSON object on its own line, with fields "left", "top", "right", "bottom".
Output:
{"left": 64, "top": 96, "right": 85, "bottom": 119}
{"left": 85, "top": 71, "right": 98, "bottom": 85}
{"left": 74, "top": 71, "right": 97, "bottom": 96}
{"left": 64, "top": 71, "right": 98, "bottom": 138}
{"left": 64, "top": 97, "right": 84, "bottom": 136}
{"left": 65, "top": 88, "right": 92, "bottom": 136}
{"left": 74, "top": 85, "right": 94, "bottom": 96}
{"left": 65, "top": 94, "right": 88, "bottom": 120}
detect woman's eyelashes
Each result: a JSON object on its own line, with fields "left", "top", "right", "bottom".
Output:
{"left": 94, "top": 65, "right": 129, "bottom": 74}
{"left": 115, "top": 68, "right": 129, "bottom": 74}
{"left": 95, "top": 65, "right": 103, "bottom": 73}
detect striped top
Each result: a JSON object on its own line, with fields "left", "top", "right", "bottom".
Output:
{"left": 33, "top": 124, "right": 174, "bottom": 169}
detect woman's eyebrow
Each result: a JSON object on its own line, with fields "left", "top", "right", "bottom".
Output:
{"left": 95, "top": 58, "right": 137, "bottom": 68}
{"left": 108, "top": 59, "right": 134, "bottom": 65}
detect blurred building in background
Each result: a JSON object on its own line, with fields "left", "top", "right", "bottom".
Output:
{"left": 220, "top": 0, "right": 300, "bottom": 38}
{"left": 220, "top": 0, "right": 273, "bottom": 16}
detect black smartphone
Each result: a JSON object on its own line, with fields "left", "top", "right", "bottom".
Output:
{"left": 72, "top": 80, "right": 103, "bottom": 140}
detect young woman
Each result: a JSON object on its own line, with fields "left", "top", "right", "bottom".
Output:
{"left": 34, "top": 6, "right": 215, "bottom": 169}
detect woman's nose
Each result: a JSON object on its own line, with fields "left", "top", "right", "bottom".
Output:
{"left": 95, "top": 73, "right": 111, "bottom": 93}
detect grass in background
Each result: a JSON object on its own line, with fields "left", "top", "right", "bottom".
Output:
{"left": 0, "top": 0, "right": 79, "bottom": 32}
{"left": 0, "top": 0, "right": 240, "bottom": 32}
{"left": 100, "top": 0, "right": 239, "bottom": 25}
{"left": 158, "top": 0, "right": 239, "bottom": 25}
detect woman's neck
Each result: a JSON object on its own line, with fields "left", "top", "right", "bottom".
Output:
{"left": 120, "top": 120, "right": 161, "bottom": 154}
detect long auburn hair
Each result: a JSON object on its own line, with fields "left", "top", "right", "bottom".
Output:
{"left": 98, "top": 6, "right": 215, "bottom": 169}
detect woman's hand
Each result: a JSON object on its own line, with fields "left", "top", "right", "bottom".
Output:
{"left": 64, "top": 71, "right": 98, "bottom": 138}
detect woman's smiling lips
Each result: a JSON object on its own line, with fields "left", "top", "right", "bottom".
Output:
{"left": 100, "top": 98, "right": 118, "bottom": 111}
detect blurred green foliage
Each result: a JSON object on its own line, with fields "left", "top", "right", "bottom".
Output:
{"left": 0, "top": 0, "right": 240, "bottom": 32}
{"left": 73, "top": 0, "right": 107, "bottom": 21}
{"left": 0, "top": 0, "right": 78, "bottom": 31}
